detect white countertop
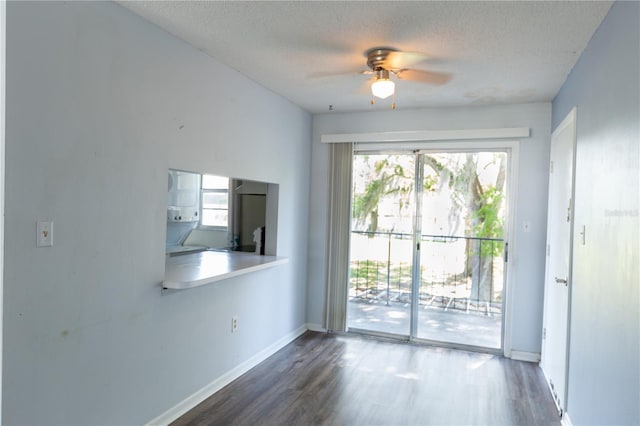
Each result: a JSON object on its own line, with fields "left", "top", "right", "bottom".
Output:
{"left": 163, "top": 250, "right": 288, "bottom": 290}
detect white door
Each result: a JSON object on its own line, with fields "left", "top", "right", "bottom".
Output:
{"left": 541, "top": 107, "right": 576, "bottom": 417}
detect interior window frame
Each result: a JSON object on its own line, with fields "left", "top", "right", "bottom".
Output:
{"left": 199, "top": 174, "right": 230, "bottom": 231}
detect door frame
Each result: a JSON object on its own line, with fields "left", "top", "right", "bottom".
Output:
{"left": 1, "top": 0, "right": 7, "bottom": 419}
{"left": 348, "top": 138, "right": 521, "bottom": 356}
{"left": 540, "top": 107, "right": 577, "bottom": 417}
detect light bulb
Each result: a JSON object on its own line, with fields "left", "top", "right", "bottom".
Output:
{"left": 371, "top": 78, "right": 395, "bottom": 99}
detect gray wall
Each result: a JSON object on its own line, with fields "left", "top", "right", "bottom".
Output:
{"left": 552, "top": 2, "right": 639, "bottom": 424}
{"left": 4, "top": 2, "right": 310, "bottom": 424}
{"left": 308, "top": 103, "right": 552, "bottom": 355}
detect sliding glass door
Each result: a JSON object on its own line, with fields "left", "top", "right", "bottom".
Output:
{"left": 347, "top": 150, "right": 508, "bottom": 351}
{"left": 348, "top": 153, "right": 416, "bottom": 336}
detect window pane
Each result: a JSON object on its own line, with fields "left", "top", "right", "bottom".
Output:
{"left": 202, "top": 192, "right": 228, "bottom": 209}
{"left": 202, "top": 174, "right": 228, "bottom": 190}
{"left": 202, "top": 209, "right": 228, "bottom": 227}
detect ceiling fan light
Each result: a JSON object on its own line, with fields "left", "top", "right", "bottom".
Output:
{"left": 371, "top": 78, "right": 395, "bottom": 99}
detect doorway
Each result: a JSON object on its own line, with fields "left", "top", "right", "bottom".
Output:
{"left": 347, "top": 150, "right": 509, "bottom": 351}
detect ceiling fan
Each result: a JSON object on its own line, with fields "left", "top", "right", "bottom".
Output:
{"left": 363, "top": 47, "right": 452, "bottom": 109}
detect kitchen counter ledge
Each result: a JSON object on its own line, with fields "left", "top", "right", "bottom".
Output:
{"left": 162, "top": 250, "right": 288, "bottom": 292}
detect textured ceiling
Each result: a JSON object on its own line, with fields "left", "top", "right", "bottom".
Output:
{"left": 119, "top": 1, "right": 613, "bottom": 114}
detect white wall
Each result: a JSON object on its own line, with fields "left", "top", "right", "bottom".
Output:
{"left": 552, "top": 2, "right": 639, "bottom": 424}
{"left": 308, "top": 103, "right": 552, "bottom": 355}
{"left": 4, "top": 2, "right": 310, "bottom": 424}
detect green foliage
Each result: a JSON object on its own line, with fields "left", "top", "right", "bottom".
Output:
{"left": 472, "top": 185, "right": 504, "bottom": 257}
{"left": 473, "top": 186, "right": 504, "bottom": 238}
{"left": 352, "top": 179, "right": 385, "bottom": 221}
{"left": 423, "top": 175, "right": 438, "bottom": 192}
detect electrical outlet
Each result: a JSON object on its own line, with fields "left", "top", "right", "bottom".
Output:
{"left": 231, "top": 316, "right": 238, "bottom": 333}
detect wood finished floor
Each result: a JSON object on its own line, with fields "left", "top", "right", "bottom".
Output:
{"left": 173, "top": 332, "right": 560, "bottom": 426}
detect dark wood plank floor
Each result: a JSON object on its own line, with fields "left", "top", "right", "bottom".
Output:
{"left": 173, "top": 332, "right": 560, "bottom": 426}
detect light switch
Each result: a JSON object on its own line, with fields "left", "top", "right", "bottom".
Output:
{"left": 37, "top": 221, "right": 53, "bottom": 247}
{"left": 523, "top": 221, "right": 531, "bottom": 233}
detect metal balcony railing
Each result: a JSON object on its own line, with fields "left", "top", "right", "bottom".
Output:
{"left": 349, "top": 230, "right": 505, "bottom": 315}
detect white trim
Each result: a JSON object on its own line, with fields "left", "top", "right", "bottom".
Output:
{"left": 355, "top": 139, "right": 522, "bottom": 153}
{"left": 553, "top": 106, "right": 577, "bottom": 135}
{"left": 0, "top": 0, "right": 6, "bottom": 420}
{"left": 346, "top": 139, "right": 520, "bottom": 355}
{"left": 321, "top": 128, "right": 530, "bottom": 144}
{"left": 145, "top": 325, "right": 308, "bottom": 426}
{"left": 501, "top": 141, "right": 520, "bottom": 358}
{"left": 508, "top": 350, "right": 541, "bottom": 363}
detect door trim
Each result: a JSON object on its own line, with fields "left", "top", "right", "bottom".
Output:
{"left": 409, "top": 153, "right": 424, "bottom": 338}
{"left": 1, "top": 0, "right": 7, "bottom": 419}
{"left": 349, "top": 139, "right": 521, "bottom": 356}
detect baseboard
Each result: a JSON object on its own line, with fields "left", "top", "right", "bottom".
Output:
{"left": 146, "top": 324, "right": 308, "bottom": 426}
{"left": 508, "top": 350, "right": 541, "bottom": 363}
{"left": 306, "top": 323, "right": 327, "bottom": 332}
{"left": 562, "top": 412, "right": 573, "bottom": 426}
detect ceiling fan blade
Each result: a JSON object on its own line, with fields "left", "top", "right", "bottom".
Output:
{"left": 382, "top": 51, "right": 429, "bottom": 70}
{"left": 395, "top": 69, "right": 452, "bottom": 85}
{"left": 309, "top": 69, "right": 372, "bottom": 79}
